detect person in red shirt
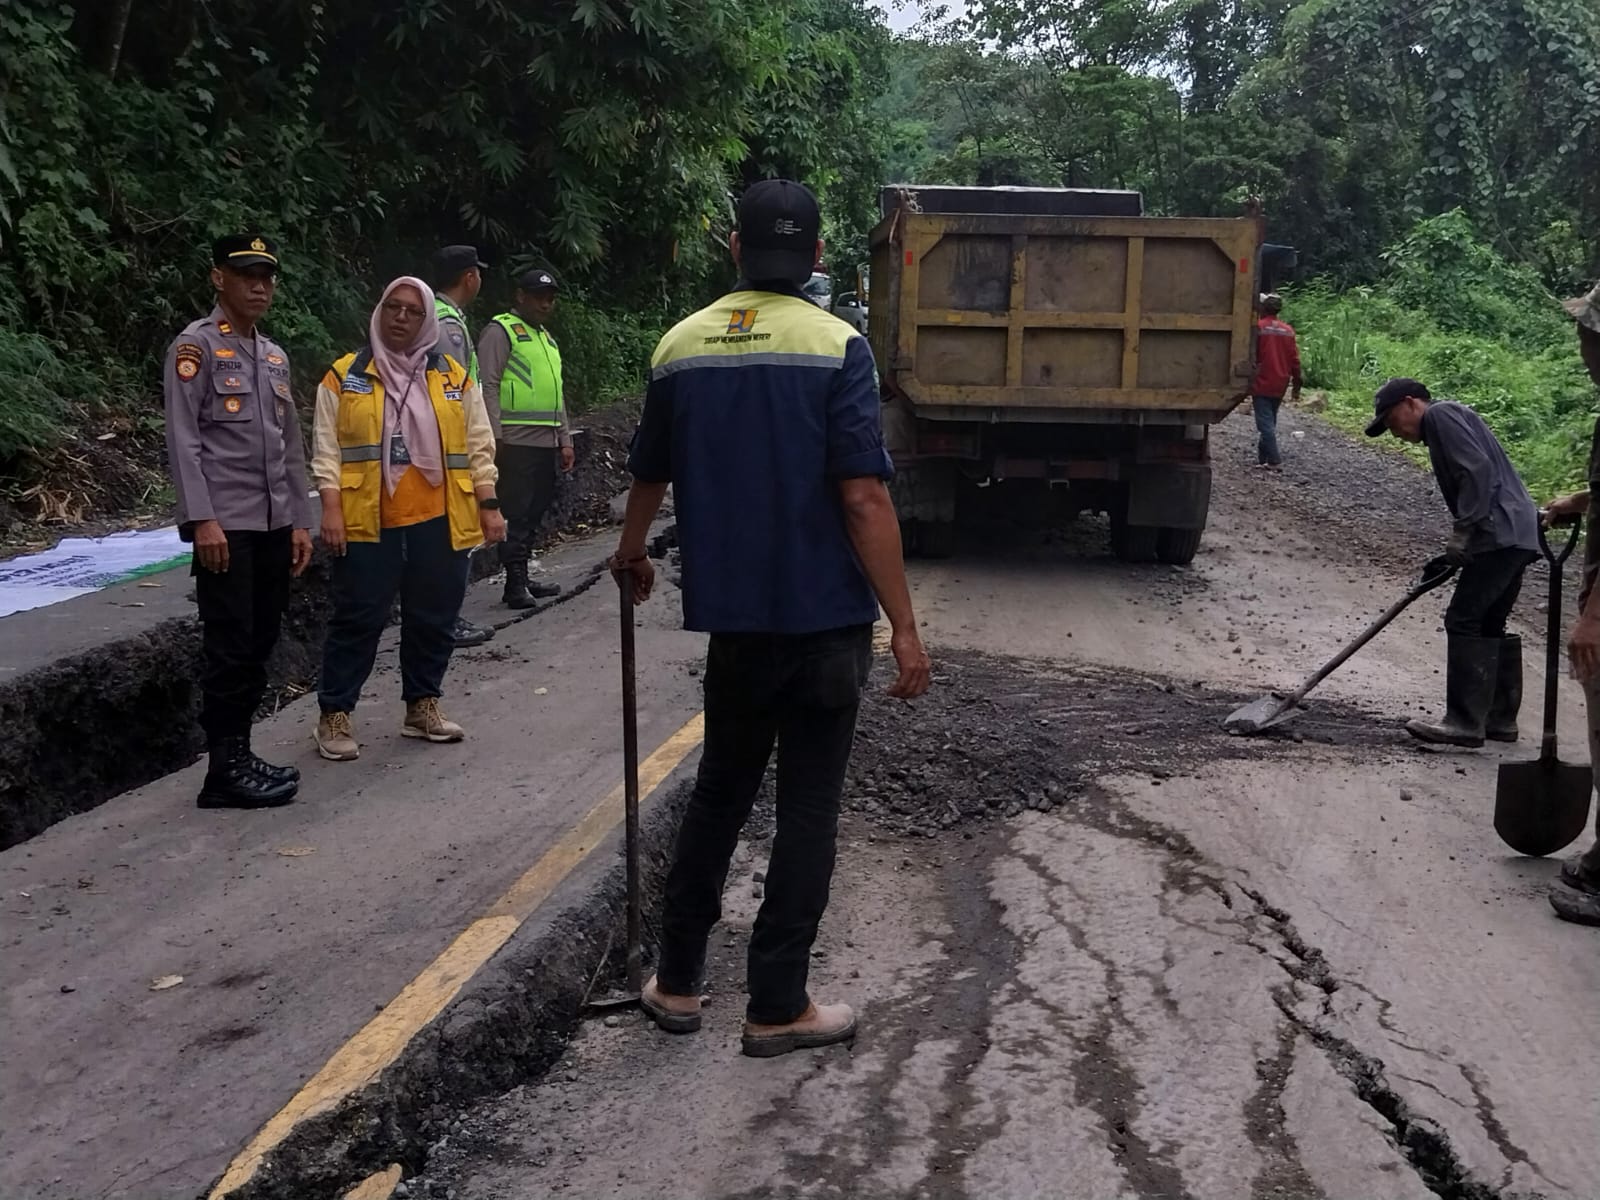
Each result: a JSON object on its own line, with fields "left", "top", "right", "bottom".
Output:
{"left": 1250, "top": 294, "right": 1302, "bottom": 469}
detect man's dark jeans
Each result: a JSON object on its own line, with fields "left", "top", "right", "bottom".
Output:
{"left": 1253, "top": 394, "right": 1284, "bottom": 465}
{"left": 1445, "top": 546, "right": 1538, "bottom": 637}
{"left": 656, "top": 624, "right": 873, "bottom": 1025}
{"left": 318, "top": 516, "right": 470, "bottom": 713}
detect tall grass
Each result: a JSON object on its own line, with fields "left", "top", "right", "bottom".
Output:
{"left": 1288, "top": 284, "right": 1595, "bottom": 500}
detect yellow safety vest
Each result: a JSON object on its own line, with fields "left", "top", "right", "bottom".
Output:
{"left": 490, "top": 313, "right": 563, "bottom": 426}
{"left": 324, "top": 348, "right": 483, "bottom": 551}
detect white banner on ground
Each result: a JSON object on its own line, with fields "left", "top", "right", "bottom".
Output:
{"left": 0, "top": 528, "right": 191, "bottom": 618}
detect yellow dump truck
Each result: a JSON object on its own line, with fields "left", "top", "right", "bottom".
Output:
{"left": 869, "top": 185, "right": 1262, "bottom": 563}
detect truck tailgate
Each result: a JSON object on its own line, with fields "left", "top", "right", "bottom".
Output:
{"left": 870, "top": 212, "right": 1260, "bottom": 423}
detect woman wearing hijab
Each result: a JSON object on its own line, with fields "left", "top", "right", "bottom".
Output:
{"left": 310, "top": 277, "right": 505, "bottom": 760}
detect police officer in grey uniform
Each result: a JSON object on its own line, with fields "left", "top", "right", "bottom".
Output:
{"left": 164, "top": 234, "right": 314, "bottom": 808}
{"left": 430, "top": 244, "right": 495, "bottom": 649}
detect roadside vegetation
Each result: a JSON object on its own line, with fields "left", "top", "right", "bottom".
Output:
{"left": 1, "top": 0, "right": 1595, "bottom": 540}
{"left": 1292, "top": 213, "right": 1596, "bottom": 498}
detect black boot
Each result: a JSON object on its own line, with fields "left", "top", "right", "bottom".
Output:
{"left": 243, "top": 731, "right": 300, "bottom": 787}
{"left": 198, "top": 736, "right": 298, "bottom": 809}
{"left": 502, "top": 561, "right": 537, "bottom": 610}
{"left": 1551, "top": 842, "right": 1600, "bottom": 926}
{"left": 452, "top": 617, "right": 495, "bottom": 647}
{"left": 1484, "top": 635, "right": 1523, "bottom": 743}
{"left": 1405, "top": 635, "right": 1499, "bottom": 747}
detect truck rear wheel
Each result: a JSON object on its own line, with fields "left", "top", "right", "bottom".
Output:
{"left": 1109, "top": 512, "right": 1158, "bottom": 563}
{"left": 918, "top": 519, "right": 956, "bottom": 559}
{"left": 1155, "top": 526, "right": 1203, "bottom": 565}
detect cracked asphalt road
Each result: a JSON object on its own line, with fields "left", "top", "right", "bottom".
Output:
{"left": 409, "top": 408, "right": 1599, "bottom": 1200}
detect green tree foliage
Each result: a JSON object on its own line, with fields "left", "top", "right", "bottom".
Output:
{"left": 0, "top": 0, "right": 889, "bottom": 509}
{"left": 892, "top": 0, "right": 1599, "bottom": 286}
{"left": 1288, "top": 213, "right": 1593, "bottom": 498}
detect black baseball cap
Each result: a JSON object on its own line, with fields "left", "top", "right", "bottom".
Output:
{"left": 431, "top": 245, "right": 488, "bottom": 287}
{"left": 213, "top": 234, "right": 278, "bottom": 271}
{"left": 517, "top": 268, "right": 559, "bottom": 293}
{"left": 1366, "top": 377, "right": 1430, "bottom": 437}
{"left": 737, "top": 179, "right": 821, "bottom": 285}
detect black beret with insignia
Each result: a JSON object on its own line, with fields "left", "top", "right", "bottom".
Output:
{"left": 213, "top": 234, "right": 279, "bottom": 270}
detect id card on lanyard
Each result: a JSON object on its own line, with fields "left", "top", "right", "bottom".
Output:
{"left": 388, "top": 365, "right": 424, "bottom": 467}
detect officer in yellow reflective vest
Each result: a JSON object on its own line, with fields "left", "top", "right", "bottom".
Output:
{"left": 475, "top": 268, "right": 574, "bottom": 608}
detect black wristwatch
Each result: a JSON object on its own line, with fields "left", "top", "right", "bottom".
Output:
{"left": 478, "top": 498, "right": 501, "bottom": 510}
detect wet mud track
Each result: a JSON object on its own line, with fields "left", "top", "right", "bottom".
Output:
{"left": 404, "top": 649, "right": 1561, "bottom": 1200}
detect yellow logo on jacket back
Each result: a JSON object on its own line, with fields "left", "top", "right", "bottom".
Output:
{"left": 726, "top": 309, "right": 758, "bottom": 334}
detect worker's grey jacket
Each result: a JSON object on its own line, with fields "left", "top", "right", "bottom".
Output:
{"left": 163, "top": 307, "right": 314, "bottom": 535}
{"left": 1422, "top": 401, "right": 1538, "bottom": 555}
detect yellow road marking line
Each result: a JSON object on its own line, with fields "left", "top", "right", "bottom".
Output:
{"left": 209, "top": 713, "right": 706, "bottom": 1198}
{"left": 342, "top": 1164, "right": 403, "bottom": 1200}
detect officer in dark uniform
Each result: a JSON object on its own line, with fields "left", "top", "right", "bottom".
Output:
{"left": 164, "top": 235, "right": 315, "bottom": 808}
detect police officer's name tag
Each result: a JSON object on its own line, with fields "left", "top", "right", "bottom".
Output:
{"left": 389, "top": 432, "right": 411, "bottom": 466}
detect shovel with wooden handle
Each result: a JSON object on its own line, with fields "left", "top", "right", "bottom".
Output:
{"left": 1493, "top": 517, "right": 1593, "bottom": 857}
{"left": 1223, "top": 559, "right": 1457, "bottom": 736}
{"left": 582, "top": 574, "right": 645, "bottom": 1013}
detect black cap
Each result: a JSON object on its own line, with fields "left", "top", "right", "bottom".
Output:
{"left": 737, "top": 179, "right": 820, "bottom": 286}
{"left": 213, "top": 234, "right": 278, "bottom": 271}
{"left": 431, "top": 245, "right": 487, "bottom": 288}
{"left": 517, "top": 269, "right": 559, "bottom": 293}
{"left": 1366, "top": 377, "right": 1430, "bottom": 437}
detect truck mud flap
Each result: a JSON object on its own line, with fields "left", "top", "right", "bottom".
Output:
{"left": 1126, "top": 463, "right": 1211, "bottom": 530}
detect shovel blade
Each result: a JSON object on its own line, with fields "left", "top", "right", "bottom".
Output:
{"left": 1494, "top": 758, "right": 1593, "bottom": 857}
{"left": 1223, "top": 695, "right": 1295, "bottom": 736}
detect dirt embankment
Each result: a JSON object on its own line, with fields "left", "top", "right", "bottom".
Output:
{"left": 0, "top": 402, "right": 641, "bottom": 850}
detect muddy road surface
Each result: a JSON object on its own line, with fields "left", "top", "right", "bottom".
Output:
{"left": 4, "top": 405, "right": 1597, "bottom": 1200}
{"left": 411, "top": 410, "right": 1599, "bottom": 1200}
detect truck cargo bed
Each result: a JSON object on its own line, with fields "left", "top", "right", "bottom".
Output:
{"left": 870, "top": 209, "right": 1260, "bottom": 423}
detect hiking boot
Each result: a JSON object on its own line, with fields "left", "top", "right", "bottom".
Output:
{"left": 1559, "top": 845, "right": 1600, "bottom": 894}
{"left": 1484, "top": 635, "right": 1523, "bottom": 742}
{"left": 502, "top": 562, "right": 538, "bottom": 610}
{"left": 403, "top": 697, "right": 465, "bottom": 743}
{"left": 742, "top": 1002, "right": 856, "bottom": 1058}
{"left": 244, "top": 733, "right": 300, "bottom": 787}
{"left": 1550, "top": 885, "right": 1600, "bottom": 926}
{"left": 641, "top": 976, "right": 702, "bottom": 1034}
{"left": 197, "top": 736, "right": 298, "bottom": 809}
{"left": 315, "top": 711, "right": 360, "bottom": 761}
{"left": 452, "top": 617, "right": 495, "bottom": 648}
{"left": 1406, "top": 635, "right": 1498, "bottom": 748}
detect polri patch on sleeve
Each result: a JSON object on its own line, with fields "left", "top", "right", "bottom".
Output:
{"left": 175, "top": 343, "right": 203, "bottom": 381}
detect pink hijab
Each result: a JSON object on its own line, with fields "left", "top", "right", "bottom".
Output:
{"left": 370, "top": 277, "right": 443, "bottom": 495}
